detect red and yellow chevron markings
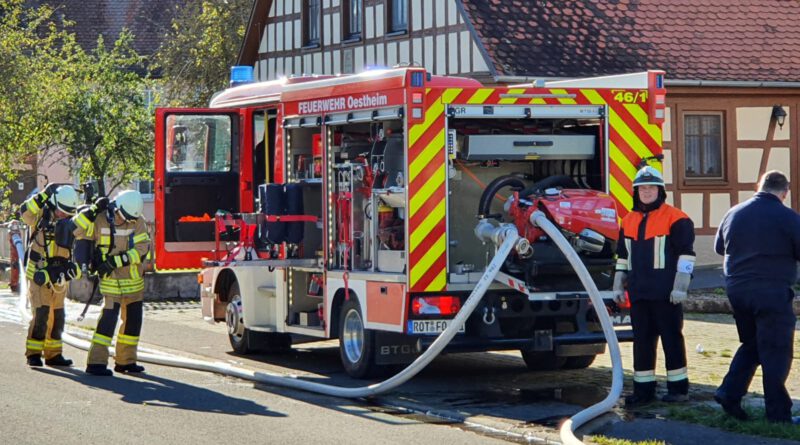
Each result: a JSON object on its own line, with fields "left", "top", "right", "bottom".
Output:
{"left": 407, "top": 88, "right": 461, "bottom": 292}
{"left": 405, "top": 85, "right": 662, "bottom": 291}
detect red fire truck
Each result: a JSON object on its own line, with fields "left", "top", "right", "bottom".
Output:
{"left": 154, "top": 67, "right": 666, "bottom": 378}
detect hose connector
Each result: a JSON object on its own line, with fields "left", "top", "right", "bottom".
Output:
{"left": 474, "top": 220, "right": 517, "bottom": 246}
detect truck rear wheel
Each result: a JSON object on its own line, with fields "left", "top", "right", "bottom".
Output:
{"left": 226, "top": 282, "right": 255, "bottom": 354}
{"left": 563, "top": 354, "right": 597, "bottom": 369}
{"left": 520, "top": 350, "right": 567, "bottom": 371}
{"left": 338, "top": 298, "right": 378, "bottom": 379}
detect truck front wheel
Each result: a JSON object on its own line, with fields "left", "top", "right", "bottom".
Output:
{"left": 226, "top": 282, "right": 255, "bottom": 354}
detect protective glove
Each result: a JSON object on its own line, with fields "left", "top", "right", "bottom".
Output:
{"left": 93, "top": 196, "right": 109, "bottom": 212}
{"left": 95, "top": 259, "right": 116, "bottom": 278}
{"left": 612, "top": 271, "right": 627, "bottom": 305}
{"left": 95, "top": 253, "right": 131, "bottom": 278}
{"left": 81, "top": 196, "right": 110, "bottom": 222}
{"left": 43, "top": 183, "right": 60, "bottom": 198}
{"left": 670, "top": 271, "right": 692, "bottom": 305}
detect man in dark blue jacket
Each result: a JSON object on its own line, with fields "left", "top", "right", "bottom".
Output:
{"left": 714, "top": 170, "right": 800, "bottom": 423}
{"left": 614, "top": 166, "right": 696, "bottom": 405}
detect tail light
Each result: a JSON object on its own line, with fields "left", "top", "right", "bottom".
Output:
{"left": 411, "top": 296, "right": 461, "bottom": 316}
{"left": 617, "top": 291, "right": 631, "bottom": 310}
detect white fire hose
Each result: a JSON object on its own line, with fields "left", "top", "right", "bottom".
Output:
{"left": 529, "top": 211, "right": 624, "bottom": 445}
{"left": 16, "top": 213, "right": 621, "bottom": 444}
{"left": 18, "top": 225, "right": 520, "bottom": 398}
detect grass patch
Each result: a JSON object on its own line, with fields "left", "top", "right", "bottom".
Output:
{"left": 590, "top": 436, "right": 665, "bottom": 445}
{"left": 720, "top": 349, "right": 733, "bottom": 358}
{"left": 668, "top": 405, "right": 800, "bottom": 441}
{"left": 712, "top": 287, "right": 726, "bottom": 296}
{"left": 0, "top": 282, "right": 9, "bottom": 289}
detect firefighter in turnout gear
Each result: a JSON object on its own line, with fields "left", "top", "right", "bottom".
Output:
{"left": 614, "top": 166, "right": 696, "bottom": 405}
{"left": 20, "top": 184, "right": 82, "bottom": 367}
{"left": 72, "top": 190, "right": 150, "bottom": 376}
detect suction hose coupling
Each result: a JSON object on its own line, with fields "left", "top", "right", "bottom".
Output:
{"left": 475, "top": 220, "right": 518, "bottom": 246}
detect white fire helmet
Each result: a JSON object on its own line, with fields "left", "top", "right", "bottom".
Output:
{"left": 114, "top": 190, "right": 144, "bottom": 221}
{"left": 49, "top": 185, "right": 80, "bottom": 215}
{"left": 632, "top": 166, "right": 665, "bottom": 188}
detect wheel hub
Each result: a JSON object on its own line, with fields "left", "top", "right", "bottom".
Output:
{"left": 342, "top": 308, "right": 364, "bottom": 364}
{"left": 226, "top": 295, "right": 244, "bottom": 340}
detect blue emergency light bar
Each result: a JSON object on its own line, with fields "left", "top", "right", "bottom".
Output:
{"left": 230, "top": 65, "right": 255, "bottom": 87}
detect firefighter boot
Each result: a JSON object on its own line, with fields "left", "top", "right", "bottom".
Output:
{"left": 86, "top": 364, "right": 113, "bottom": 376}
{"left": 625, "top": 381, "right": 656, "bottom": 407}
{"left": 27, "top": 354, "right": 43, "bottom": 367}
{"left": 114, "top": 363, "right": 145, "bottom": 373}
{"left": 45, "top": 354, "right": 73, "bottom": 367}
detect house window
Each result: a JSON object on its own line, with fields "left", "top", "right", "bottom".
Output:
{"left": 684, "top": 113, "right": 723, "bottom": 179}
{"left": 343, "top": 0, "right": 362, "bottom": 41}
{"left": 388, "top": 0, "right": 408, "bottom": 33}
{"left": 303, "top": 0, "right": 321, "bottom": 46}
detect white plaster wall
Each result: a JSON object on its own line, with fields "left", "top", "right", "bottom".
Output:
{"left": 436, "top": 35, "right": 446, "bottom": 74}
{"left": 366, "top": 6, "right": 375, "bottom": 39}
{"left": 448, "top": 33, "right": 458, "bottom": 74}
{"left": 399, "top": 40, "right": 410, "bottom": 64}
{"left": 375, "top": 4, "right": 384, "bottom": 37}
{"left": 366, "top": 44, "right": 375, "bottom": 66}
{"left": 387, "top": 41, "right": 397, "bottom": 66}
{"left": 738, "top": 190, "right": 755, "bottom": 204}
{"left": 459, "top": 31, "right": 470, "bottom": 74}
{"left": 332, "top": 12, "right": 341, "bottom": 44}
{"left": 736, "top": 107, "right": 771, "bottom": 141}
{"left": 447, "top": 0, "right": 458, "bottom": 25}
{"left": 412, "top": 0, "right": 422, "bottom": 31}
{"left": 662, "top": 148, "right": 673, "bottom": 184}
{"left": 666, "top": 191, "right": 674, "bottom": 206}
{"left": 323, "top": 14, "right": 331, "bottom": 46}
{"left": 424, "top": 36, "right": 434, "bottom": 73}
{"left": 681, "top": 193, "right": 704, "bottom": 228}
{"left": 333, "top": 49, "right": 341, "bottom": 73}
{"left": 709, "top": 193, "right": 730, "bottom": 228}
{"left": 413, "top": 38, "right": 422, "bottom": 65}
{"left": 662, "top": 107, "right": 671, "bottom": 142}
{"left": 766, "top": 147, "right": 791, "bottom": 176}
{"left": 472, "top": 42, "right": 488, "bottom": 71}
{"left": 736, "top": 148, "right": 763, "bottom": 183}
{"left": 355, "top": 46, "right": 364, "bottom": 72}
{"left": 313, "top": 52, "right": 323, "bottom": 74}
{"left": 435, "top": 0, "right": 445, "bottom": 27}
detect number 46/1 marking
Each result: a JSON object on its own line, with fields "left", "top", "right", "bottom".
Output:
{"left": 612, "top": 90, "right": 648, "bottom": 104}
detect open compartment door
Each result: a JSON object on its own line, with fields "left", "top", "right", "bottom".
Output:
{"left": 154, "top": 108, "right": 240, "bottom": 271}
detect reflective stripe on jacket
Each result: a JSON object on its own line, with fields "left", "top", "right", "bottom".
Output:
{"left": 616, "top": 203, "right": 695, "bottom": 301}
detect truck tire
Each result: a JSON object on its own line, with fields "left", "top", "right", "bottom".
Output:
{"left": 338, "top": 298, "right": 378, "bottom": 379}
{"left": 226, "top": 282, "right": 255, "bottom": 354}
{"left": 520, "top": 350, "right": 567, "bottom": 371}
{"left": 563, "top": 354, "right": 597, "bottom": 369}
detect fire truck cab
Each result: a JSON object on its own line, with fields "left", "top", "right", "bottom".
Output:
{"left": 154, "top": 67, "right": 666, "bottom": 378}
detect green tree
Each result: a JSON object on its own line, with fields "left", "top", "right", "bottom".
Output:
{"left": 155, "top": 0, "right": 252, "bottom": 107}
{"left": 0, "top": 0, "right": 78, "bottom": 209}
{"left": 52, "top": 30, "right": 155, "bottom": 196}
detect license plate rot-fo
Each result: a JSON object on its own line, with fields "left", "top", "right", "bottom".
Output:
{"left": 407, "top": 319, "right": 465, "bottom": 335}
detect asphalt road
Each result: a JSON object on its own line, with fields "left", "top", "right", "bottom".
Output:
{"left": 0, "top": 314, "right": 507, "bottom": 444}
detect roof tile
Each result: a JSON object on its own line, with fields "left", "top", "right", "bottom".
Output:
{"left": 462, "top": 0, "right": 800, "bottom": 81}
